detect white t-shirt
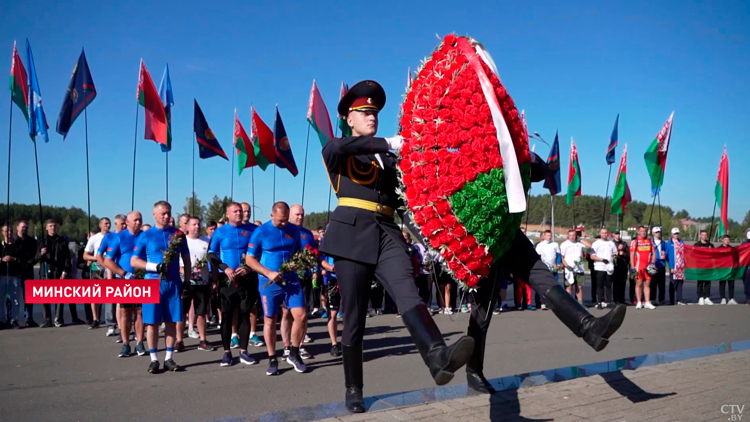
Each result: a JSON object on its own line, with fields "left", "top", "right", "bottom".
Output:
{"left": 84, "top": 232, "right": 105, "bottom": 256}
{"left": 591, "top": 239, "right": 617, "bottom": 273}
{"left": 186, "top": 236, "right": 209, "bottom": 285}
{"left": 560, "top": 240, "right": 586, "bottom": 273}
{"left": 535, "top": 240, "right": 560, "bottom": 266}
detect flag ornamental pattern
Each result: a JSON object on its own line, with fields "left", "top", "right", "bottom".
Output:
{"left": 611, "top": 143, "right": 632, "bottom": 214}
{"left": 137, "top": 60, "right": 168, "bottom": 146}
{"left": 9, "top": 41, "right": 29, "bottom": 121}
{"left": 714, "top": 147, "right": 729, "bottom": 236}
{"left": 193, "top": 99, "right": 227, "bottom": 160}
{"left": 273, "top": 107, "right": 298, "bottom": 176}
{"left": 158, "top": 65, "right": 174, "bottom": 152}
{"left": 337, "top": 82, "right": 351, "bottom": 137}
{"left": 644, "top": 111, "right": 674, "bottom": 197}
{"left": 56, "top": 49, "right": 96, "bottom": 139}
{"left": 543, "top": 130, "right": 561, "bottom": 195}
{"left": 566, "top": 138, "right": 581, "bottom": 204}
{"left": 606, "top": 114, "right": 619, "bottom": 165}
{"left": 684, "top": 242, "right": 750, "bottom": 282}
{"left": 307, "top": 80, "right": 334, "bottom": 146}
{"left": 26, "top": 39, "right": 49, "bottom": 143}
{"left": 250, "top": 107, "right": 275, "bottom": 171}
{"left": 233, "top": 110, "right": 257, "bottom": 175}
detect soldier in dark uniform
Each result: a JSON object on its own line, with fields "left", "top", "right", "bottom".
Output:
{"left": 321, "top": 80, "right": 474, "bottom": 413}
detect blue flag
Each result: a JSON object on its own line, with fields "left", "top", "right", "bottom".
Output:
{"left": 56, "top": 49, "right": 96, "bottom": 140}
{"left": 606, "top": 114, "right": 619, "bottom": 165}
{"left": 543, "top": 130, "right": 561, "bottom": 195}
{"left": 193, "top": 99, "right": 227, "bottom": 160}
{"left": 273, "top": 107, "right": 298, "bottom": 176}
{"left": 26, "top": 39, "right": 49, "bottom": 143}
{"left": 159, "top": 65, "right": 174, "bottom": 152}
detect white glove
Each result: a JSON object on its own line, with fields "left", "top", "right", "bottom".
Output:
{"left": 385, "top": 135, "right": 404, "bottom": 151}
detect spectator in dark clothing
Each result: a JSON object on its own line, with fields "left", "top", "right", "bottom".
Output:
{"left": 36, "top": 219, "right": 77, "bottom": 327}
{"left": 14, "top": 220, "right": 43, "bottom": 327}
{"left": 612, "top": 232, "right": 630, "bottom": 304}
{"left": 694, "top": 230, "right": 715, "bottom": 305}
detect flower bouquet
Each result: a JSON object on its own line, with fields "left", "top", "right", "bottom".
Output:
{"left": 546, "top": 262, "right": 565, "bottom": 274}
{"left": 159, "top": 230, "right": 185, "bottom": 279}
{"left": 263, "top": 245, "right": 319, "bottom": 288}
{"left": 397, "top": 34, "right": 531, "bottom": 290}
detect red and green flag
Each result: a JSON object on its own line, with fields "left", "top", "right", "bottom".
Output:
{"left": 137, "top": 60, "right": 168, "bottom": 146}
{"left": 9, "top": 41, "right": 29, "bottom": 121}
{"left": 644, "top": 111, "right": 674, "bottom": 197}
{"left": 566, "top": 138, "right": 581, "bottom": 205}
{"left": 611, "top": 143, "right": 632, "bottom": 214}
{"left": 337, "top": 82, "right": 351, "bottom": 137}
{"left": 307, "top": 79, "right": 334, "bottom": 146}
{"left": 233, "top": 109, "right": 257, "bottom": 175}
{"left": 685, "top": 242, "right": 750, "bottom": 282}
{"left": 714, "top": 146, "right": 729, "bottom": 236}
{"left": 250, "top": 106, "right": 275, "bottom": 171}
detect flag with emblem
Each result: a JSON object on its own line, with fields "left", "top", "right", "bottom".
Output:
{"left": 55, "top": 49, "right": 96, "bottom": 140}
{"left": 136, "top": 59, "right": 167, "bottom": 146}
{"left": 273, "top": 106, "right": 298, "bottom": 176}
{"left": 611, "top": 143, "right": 632, "bottom": 214}
{"left": 158, "top": 65, "right": 174, "bottom": 152}
{"left": 606, "top": 114, "right": 619, "bottom": 165}
{"left": 337, "top": 82, "right": 351, "bottom": 137}
{"left": 543, "top": 130, "right": 561, "bottom": 195}
{"left": 644, "top": 111, "right": 674, "bottom": 197}
{"left": 194, "top": 99, "right": 226, "bottom": 160}
{"left": 9, "top": 41, "right": 29, "bottom": 122}
{"left": 234, "top": 109, "right": 257, "bottom": 175}
{"left": 250, "top": 106, "right": 275, "bottom": 171}
{"left": 26, "top": 39, "right": 49, "bottom": 143}
{"left": 307, "top": 79, "right": 334, "bottom": 146}
{"left": 566, "top": 138, "right": 582, "bottom": 205}
{"left": 714, "top": 146, "right": 729, "bottom": 236}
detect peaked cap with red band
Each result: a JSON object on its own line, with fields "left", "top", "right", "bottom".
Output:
{"left": 337, "top": 80, "right": 387, "bottom": 116}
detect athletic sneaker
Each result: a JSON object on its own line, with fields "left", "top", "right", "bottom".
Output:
{"left": 220, "top": 352, "right": 233, "bottom": 367}
{"left": 198, "top": 341, "right": 215, "bottom": 352}
{"left": 231, "top": 336, "right": 240, "bottom": 349}
{"left": 541, "top": 304, "right": 548, "bottom": 310}
{"left": 281, "top": 346, "right": 290, "bottom": 361}
{"left": 526, "top": 305, "right": 536, "bottom": 311}
{"left": 330, "top": 344, "right": 342, "bottom": 357}
{"left": 728, "top": 299, "right": 738, "bottom": 305}
{"left": 303, "top": 335, "right": 312, "bottom": 344}
{"left": 721, "top": 298, "right": 728, "bottom": 305}
{"left": 643, "top": 302, "right": 656, "bottom": 310}
{"left": 320, "top": 311, "right": 329, "bottom": 319}
{"left": 175, "top": 341, "right": 185, "bottom": 353}
{"left": 88, "top": 321, "right": 100, "bottom": 330}
{"left": 698, "top": 298, "right": 705, "bottom": 305}
{"left": 39, "top": 320, "right": 53, "bottom": 328}
{"left": 188, "top": 329, "right": 199, "bottom": 339}
{"left": 635, "top": 302, "right": 643, "bottom": 310}
{"left": 106, "top": 327, "right": 116, "bottom": 337}
{"left": 287, "top": 354, "right": 307, "bottom": 373}
{"left": 115, "top": 337, "right": 123, "bottom": 344}
{"left": 54, "top": 320, "right": 63, "bottom": 328}
{"left": 705, "top": 298, "right": 714, "bottom": 305}
{"left": 163, "top": 359, "right": 181, "bottom": 372}
{"left": 148, "top": 361, "right": 160, "bottom": 374}
{"left": 135, "top": 342, "right": 147, "bottom": 356}
{"left": 266, "top": 358, "right": 279, "bottom": 376}
{"left": 240, "top": 351, "right": 257, "bottom": 365}
{"left": 119, "top": 343, "right": 131, "bottom": 358}
{"left": 300, "top": 348, "right": 313, "bottom": 360}
{"left": 249, "top": 334, "right": 264, "bottom": 347}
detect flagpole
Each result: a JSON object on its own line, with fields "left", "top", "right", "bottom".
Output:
{"left": 33, "top": 141, "right": 43, "bottom": 229}
{"left": 646, "top": 170, "right": 665, "bottom": 229}
{"left": 273, "top": 163, "right": 276, "bottom": 204}
{"left": 573, "top": 197, "right": 577, "bottom": 230}
{"left": 524, "top": 189, "right": 531, "bottom": 231}
{"left": 84, "top": 107, "right": 92, "bottom": 235}
{"left": 166, "top": 150, "right": 169, "bottom": 202}
{"left": 192, "top": 132, "right": 196, "bottom": 216}
{"left": 301, "top": 124, "right": 311, "bottom": 207}
{"left": 550, "top": 195, "right": 555, "bottom": 240}
{"left": 708, "top": 200, "right": 717, "bottom": 240}
{"left": 5, "top": 97, "right": 12, "bottom": 226}
{"left": 131, "top": 102, "right": 139, "bottom": 211}
{"left": 231, "top": 153, "right": 234, "bottom": 201}
{"left": 251, "top": 167, "right": 255, "bottom": 214}
{"left": 657, "top": 193, "right": 663, "bottom": 229}
{"left": 600, "top": 165, "right": 613, "bottom": 228}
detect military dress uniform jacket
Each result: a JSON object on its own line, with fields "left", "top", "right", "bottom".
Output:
{"left": 321, "top": 135, "right": 407, "bottom": 265}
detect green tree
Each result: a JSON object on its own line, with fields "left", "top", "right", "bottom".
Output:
{"left": 205, "top": 195, "right": 233, "bottom": 223}
{"left": 183, "top": 194, "right": 206, "bottom": 222}
{"left": 674, "top": 209, "right": 690, "bottom": 219}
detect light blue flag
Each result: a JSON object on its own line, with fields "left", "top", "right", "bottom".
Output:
{"left": 26, "top": 39, "right": 49, "bottom": 143}
{"left": 159, "top": 64, "right": 174, "bottom": 152}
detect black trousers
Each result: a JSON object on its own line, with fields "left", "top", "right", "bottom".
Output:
{"left": 595, "top": 271, "right": 613, "bottom": 304}
{"left": 590, "top": 270, "right": 599, "bottom": 303}
{"left": 719, "top": 280, "right": 735, "bottom": 300}
{"left": 333, "top": 230, "right": 423, "bottom": 346}
{"left": 697, "top": 280, "right": 711, "bottom": 299}
{"left": 416, "top": 274, "right": 431, "bottom": 306}
{"left": 744, "top": 269, "right": 750, "bottom": 304}
{"left": 669, "top": 274, "right": 683, "bottom": 304}
{"left": 370, "top": 281, "right": 384, "bottom": 310}
{"left": 649, "top": 268, "right": 666, "bottom": 303}
{"left": 612, "top": 268, "right": 628, "bottom": 304}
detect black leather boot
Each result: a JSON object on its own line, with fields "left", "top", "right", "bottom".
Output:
{"left": 466, "top": 324, "right": 495, "bottom": 394}
{"left": 342, "top": 344, "right": 365, "bottom": 413}
{"left": 401, "top": 304, "right": 475, "bottom": 386}
{"left": 545, "top": 284, "right": 626, "bottom": 351}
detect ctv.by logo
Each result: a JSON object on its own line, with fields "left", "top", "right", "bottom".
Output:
{"left": 722, "top": 405, "right": 745, "bottom": 421}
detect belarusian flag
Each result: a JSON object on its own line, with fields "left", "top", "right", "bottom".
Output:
{"left": 714, "top": 147, "right": 729, "bottom": 236}
{"left": 644, "top": 111, "right": 674, "bottom": 197}
{"left": 307, "top": 79, "right": 334, "bottom": 146}
{"left": 337, "top": 82, "right": 351, "bottom": 137}
{"left": 9, "top": 41, "right": 29, "bottom": 121}
{"left": 566, "top": 138, "right": 581, "bottom": 205}
{"left": 137, "top": 60, "right": 167, "bottom": 146}
{"left": 233, "top": 109, "right": 257, "bottom": 175}
{"left": 611, "top": 143, "right": 632, "bottom": 214}
{"left": 250, "top": 106, "right": 275, "bottom": 171}
{"left": 685, "top": 242, "right": 750, "bottom": 282}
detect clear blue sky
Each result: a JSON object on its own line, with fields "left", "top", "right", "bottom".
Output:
{"left": 2, "top": 0, "right": 749, "bottom": 225}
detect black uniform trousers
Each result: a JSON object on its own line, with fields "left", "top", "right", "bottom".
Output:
{"left": 49, "top": 269, "right": 80, "bottom": 323}
{"left": 612, "top": 266, "right": 628, "bottom": 304}
{"left": 649, "top": 268, "right": 666, "bottom": 303}
{"left": 334, "top": 230, "right": 423, "bottom": 346}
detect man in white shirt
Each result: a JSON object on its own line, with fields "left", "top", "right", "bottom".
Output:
{"left": 181, "top": 217, "right": 215, "bottom": 352}
{"left": 560, "top": 229, "right": 590, "bottom": 303}
{"left": 591, "top": 228, "right": 617, "bottom": 309}
{"left": 534, "top": 230, "right": 560, "bottom": 310}
{"left": 83, "top": 218, "right": 111, "bottom": 333}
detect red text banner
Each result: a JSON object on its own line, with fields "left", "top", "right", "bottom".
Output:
{"left": 24, "top": 279, "right": 160, "bottom": 304}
